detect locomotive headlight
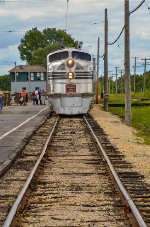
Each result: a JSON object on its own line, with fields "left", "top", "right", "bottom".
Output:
{"left": 67, "top": 72, "right": 76, "bottom": 79}
{"left": 66, "top": 58, "right": 75, "bottom": 68}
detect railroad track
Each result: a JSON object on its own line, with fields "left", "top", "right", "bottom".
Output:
{"left": 0, "top": 114, "right": 149, "bottom": 226}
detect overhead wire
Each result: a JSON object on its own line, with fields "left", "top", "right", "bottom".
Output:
{"left": 145, "top": 0, "right": 150, "bottom": 9}
{"left": 130, "top": 0, "right": 145, "bottom": 14}
{"left": 108, "top": 25, "right": 125, "bottom": 46}
{"left": 0, "top": 0, "right": 57, "bottom": 2}
{"left": 0, "top": 30, "right": 26, "bottom": 32}
{"left": 0, "top": 20, "right": 104, "bottom": 33}
{"left": 66, "top": 21, "right": 104, "bottom": 31}
{"left": 108, "top": 0, "right": 146, "bottom": 46}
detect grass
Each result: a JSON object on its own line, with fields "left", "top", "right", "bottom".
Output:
{"left": 132, "top": 90, "right": 150, "bottom": 99}
{"left": 104, "top": 95, "right": 150, "bottom": 145}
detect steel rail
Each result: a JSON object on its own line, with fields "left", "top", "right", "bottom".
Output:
{"left": 84, "top": 116, "right": 147, "bottom": 227}
{"left": 3, "top": 116, "right": 59, "bottom": 227}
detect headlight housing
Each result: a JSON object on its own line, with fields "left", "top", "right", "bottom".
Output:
{"left": 67, "top": 72, "right": 76, "bottom": 80}
{"left": 66, "top": 58, "right": 75, "bottom": 68}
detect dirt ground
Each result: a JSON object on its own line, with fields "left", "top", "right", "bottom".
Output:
{"left": 90, "top": 104, "right": 150, "bottom": 185}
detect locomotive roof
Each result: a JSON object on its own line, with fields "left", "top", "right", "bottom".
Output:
{"left": 47, "top": 48, "right": 91, "bottom": 56}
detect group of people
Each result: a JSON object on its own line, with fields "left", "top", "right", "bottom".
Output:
{"left": 19, "top": 88, "right": 47, "bottom": 106}
{"left": 31, "top": 89, "right": 46, "bottom": 105}
{"left": 0, "top": 88, "right": 47, "bottom": 109}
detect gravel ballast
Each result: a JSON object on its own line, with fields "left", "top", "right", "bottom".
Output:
{"left": 90, "top": 105, "right": 150, "bottom": 185}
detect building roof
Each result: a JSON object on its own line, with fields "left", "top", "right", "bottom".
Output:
{"left": 9, "top": 65, "right": 46, "bottom": 73}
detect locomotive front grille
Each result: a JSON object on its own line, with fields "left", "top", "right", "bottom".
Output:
{"left": 48, "top": 72, "right": 93, "bottom": 80}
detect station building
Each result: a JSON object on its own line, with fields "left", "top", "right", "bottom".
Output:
{"left": 10, "top": 65, "right": 47, "bottom": 94}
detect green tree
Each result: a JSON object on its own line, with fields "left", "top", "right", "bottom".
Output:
{"left": 0, "top": 74, "right": 11, "bottom": 91}
{"left": 18, "top": 27, "right": 82, "bottom": 66}
{"left": 18, "top": 28, "right": 43, "bottom": 64}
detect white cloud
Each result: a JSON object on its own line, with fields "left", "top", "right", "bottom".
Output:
{"left": 0, "top": 0, "right": 149, "bottom": 75}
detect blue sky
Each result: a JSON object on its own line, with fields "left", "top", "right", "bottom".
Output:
{"left": 0, "top": 0, "right": 150, "bottom": 77}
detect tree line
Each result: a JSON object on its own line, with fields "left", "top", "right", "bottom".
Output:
{"left": 0, "top": 27, "right": 149, "bottom": 94}
{"left": 1, "top": 72, "right": 150, "bottom": 93}
{"left": 101, "top": 72, "right": 150, "bottom": 95}
{"left": 0, "top": 75, "right": 10, "bottom": 91}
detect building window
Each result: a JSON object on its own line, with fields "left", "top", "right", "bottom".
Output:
{"left": 41, "top": 73, "right": 44, "bottom": 80}
{"left": 30, "top": 73, "right": 34, "bottom": 81}
{"left": 37, "top": 73, "right": 44, "bottom": 81}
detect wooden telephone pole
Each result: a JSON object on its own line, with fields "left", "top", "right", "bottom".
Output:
{"left": 115, "top": 66, "right": 119, "bottom": 94}
{"left": 132, "top": 57, "right": 139, "bottom": 93}
{"left": 95, "top": 37, "right": 100, "bottom": 104}
{"left": 104, "top": 8, "right": 108, "bottom": 111}
{"left": 14, "top": 61, "right": 17, "bottom": 92}
{"left": 141, "top": 58, "right": 150, "bottom": 92}
{"left": 124, "top": 0, "right": 132, "bottom": 126}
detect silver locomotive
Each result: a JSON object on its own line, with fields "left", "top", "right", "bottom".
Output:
{"left": 47, "top": 48, "right": 94, "bottom": 115}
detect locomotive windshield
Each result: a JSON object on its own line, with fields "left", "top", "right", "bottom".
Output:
{"left": 72, "top": 51, "right": 91, "bottom": 61}
{"left": 49, "top": 51, "right": 69, "bottom": 62}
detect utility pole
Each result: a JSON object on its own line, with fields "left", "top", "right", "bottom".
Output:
{"left": 124, "top": 0, "right": 132, "bottom": 126}
{"left": 115, "top": 66, "right": 119, "bottom": 94}
{"left": 132, "top": 57, "right": 139, "bottom": 93}
{"left": 111, "top": 73, "right": 115, "bottom": 94}
{"left": 65, "top": 0, "right": 69, "bottom": 31}
{"left": 14, "top": 61, "right": 17, "bottom": 93}
{"left": 28, "top": 66, "right": 31, "bottom": 97}
{"left": 141, "top": 58, "right": 150, "bottom": 92}
{"left": 108, "top": 70, "right": 112, "bottom": 94}
{"left": 104, "top": 8, "right": 108, "bottom": 111}
{"left": 96, "top": 37, "right": 100, "bottom": 104}
{"left": 119, "top": 69, "right": 124, "bottom": 96}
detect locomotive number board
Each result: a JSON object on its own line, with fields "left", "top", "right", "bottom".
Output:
{"left": 66, "top": 84, "right": 76, "bottom": 93}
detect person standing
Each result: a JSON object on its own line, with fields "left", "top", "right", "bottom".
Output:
{"left": 31, "top": 90, "right": 36, "bottom": 105}
{"left": 21, "top": 89, "right": 27, "bottom": 106}
{"left": 35, "top": 88, "right": 39, "bottom": 105}
{"left": 41, "top": 89, "right": 46, "bottom": 105}
{"left": 39, "top": 89, "right": 42, "bottom": 105}
{"left": 0, "top": 91, "right": 4, "bottom": 112}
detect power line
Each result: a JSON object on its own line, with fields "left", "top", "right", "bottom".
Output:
{"left": 108, "top": 0, "right": 146, "bottom": 46}
{"left": 130, "top": 0, "right": 145, "bottom": 14}
{"left": 0, "top": 0, "right": 57, "bottom": 2}
{"left": 0, "top": 30, "right": 26, "bottom": 32}
{"left": 108, "top": 25, "right": 125, "bottom": 46}
{"left": 66, "top": 21, "right": 104, "bottom": 31}
{"left": 145, "top": 0, "right": 150, "bottom": 9}
{"left": 0, "top": 21, "right": 104, "bottom": 33}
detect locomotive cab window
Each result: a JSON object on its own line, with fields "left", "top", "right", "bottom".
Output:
{"left": 72, "top": 51, "right": 91, "bottom": 61}
{"left": 49, "top": 51, "right": 69, "bottom": 62}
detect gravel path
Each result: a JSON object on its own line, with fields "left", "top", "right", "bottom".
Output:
{"left": 90, "top": 105, "right": 150, "bottom": 185}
